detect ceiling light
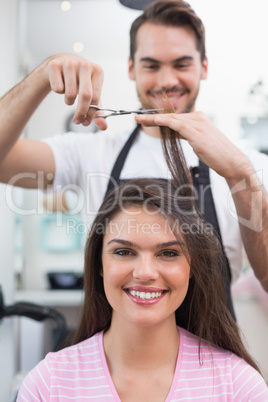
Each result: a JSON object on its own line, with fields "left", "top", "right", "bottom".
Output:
{"left": 61, "top": 1, "right": 71, "bottom": 12}
{"left": 73, "top": 42, "right": 84, "bottom": 53}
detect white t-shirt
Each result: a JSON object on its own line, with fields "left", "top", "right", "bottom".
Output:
{"left": 44, "top": 127, "right": 268, "bottom": 282}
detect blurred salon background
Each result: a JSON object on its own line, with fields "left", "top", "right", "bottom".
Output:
{"left": 0, "top": 0, "right": 268, "bottom": 400}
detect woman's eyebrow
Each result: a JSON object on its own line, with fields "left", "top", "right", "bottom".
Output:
{"left": 153, "top": 241, "right": 184, "bottom": 249}
{"left": 107, "top": 239, "right": 136, "bottom": 247}
{"left": 107, "top": 239, "right": 184, "bottom": 249}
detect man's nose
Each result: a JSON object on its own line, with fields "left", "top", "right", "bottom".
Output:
{"left": 158, "top": 67, "right": 178, "bottom": 90}
{"left": 132, "top": 255, "right": 159, "bottom": 281}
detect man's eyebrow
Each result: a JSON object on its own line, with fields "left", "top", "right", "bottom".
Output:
{"left": 172, "top": 56, "right": 193, "bottom": 63}
{"left": 139, "top": 56, "right": 193, "bottom": 64}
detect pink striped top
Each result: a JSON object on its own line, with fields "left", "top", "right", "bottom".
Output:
{"left": 17, "top": 327, "right": 268, "bottom": 401}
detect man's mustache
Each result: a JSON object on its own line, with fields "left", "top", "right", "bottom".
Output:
{"left": 147, "top": 87, "right": 188, "bottom": 96}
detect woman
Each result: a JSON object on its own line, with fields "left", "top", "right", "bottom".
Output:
{"left": 17, "top": 178, "right": 268, "bottom": 401}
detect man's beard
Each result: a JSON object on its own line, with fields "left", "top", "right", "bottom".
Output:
{"left": 181, "top": 96, "right": 196, "bottom": 113}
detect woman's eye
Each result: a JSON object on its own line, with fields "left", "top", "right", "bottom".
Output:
{"left": 158, "top": 250, "right": 180, "bottom": 258}
{"left": 114, "top": 249, "right": 134, "bottom": 257}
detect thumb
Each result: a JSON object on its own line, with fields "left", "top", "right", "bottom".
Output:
{"left": 92, "top": 113, "right": 108, "bottom": 131}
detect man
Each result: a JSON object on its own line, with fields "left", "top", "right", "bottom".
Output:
{"left": 0, "top": 0, "right": 267, "bottom": 303}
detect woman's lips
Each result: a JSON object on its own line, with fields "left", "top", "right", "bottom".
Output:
{"left": 124, "top": 287, "right": 167, "bottom": 305}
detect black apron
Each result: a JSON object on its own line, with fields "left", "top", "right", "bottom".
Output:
{"left": 105, "top": 125, "right": 236, "bottom": 319}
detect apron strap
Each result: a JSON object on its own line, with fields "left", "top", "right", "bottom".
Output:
{"left": 105, "top": 124, "right": 140, "bottom": 198}
{"left": 191, "top": 161, "right": 236, "bottom": 319}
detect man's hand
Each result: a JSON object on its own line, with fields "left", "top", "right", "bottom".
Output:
{"left": 0, "top": 53, "right": 107, "bottom": 187}
{"left": 136, "top": 111, "right": 255, "bottom": 180}
{"left": 43, "top": 53, "right": 107, "bottom": 130}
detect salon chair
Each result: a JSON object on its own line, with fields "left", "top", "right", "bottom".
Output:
{"left": 0, "top": 285, "right": 67, "bottom": 401}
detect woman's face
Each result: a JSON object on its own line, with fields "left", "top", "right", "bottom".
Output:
{"left": 101, "top": 206, "right": 191, "bottom": 329}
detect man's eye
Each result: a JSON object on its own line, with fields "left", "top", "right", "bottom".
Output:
{"left": 144, "top": 64, "right": 158, "bottom": 70}
{"left": 114, "top": 249, "right": 134, "bottom": 256}
{"left": 158, "top": 250, "right": 180, "bottom": 258}
{"left": 175, "top": 64, "right": 190, "bottom": 69}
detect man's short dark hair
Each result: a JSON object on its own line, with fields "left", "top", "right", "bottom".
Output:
{"left": 130, "top": 0, "right": 206, "bottom": 62}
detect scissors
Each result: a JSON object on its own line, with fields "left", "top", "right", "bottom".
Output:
{"left": 90, "top": 105, "right": 164, "bottom": 119}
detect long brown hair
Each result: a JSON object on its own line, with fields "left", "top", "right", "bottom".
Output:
{"left": 73, "top": 178, "right": 260, "bottom": 372}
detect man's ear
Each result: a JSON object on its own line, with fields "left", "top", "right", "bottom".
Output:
{"left": 201, "top": 57, "right": 208, "bottom": 80}
{"left": 128, "top": 57, "right": 135, "bottom": 81}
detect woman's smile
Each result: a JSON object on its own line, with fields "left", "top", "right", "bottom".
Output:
{"left": 124, "top": 287, "right": 168, "bottom": 305}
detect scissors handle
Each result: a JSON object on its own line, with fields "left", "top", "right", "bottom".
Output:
{"left": 90, "top": 105, "right": 118, "bottom": 113}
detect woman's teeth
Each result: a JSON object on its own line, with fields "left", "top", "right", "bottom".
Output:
{"left": 128, "top": 290, "right": 163, "bottom": 300}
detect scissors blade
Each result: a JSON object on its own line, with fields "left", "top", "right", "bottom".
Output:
{"left": 93, "top": 108, "right": 164, "bottom": 118}
{"left": 135, "top": 108, "right": 164, "bottom": 114}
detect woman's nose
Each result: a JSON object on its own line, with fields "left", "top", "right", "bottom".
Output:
{"left": 132, "top": 255, "right": 159, "bottom": 281}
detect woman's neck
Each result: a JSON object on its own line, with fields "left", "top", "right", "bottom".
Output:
{"left": 103, "top": 317, "right": 180, "bottom": 372}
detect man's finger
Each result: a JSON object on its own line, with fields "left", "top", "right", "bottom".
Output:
{"left": 86, "top": 64, "right": 104, "bottom": 123}
{"left": 73, "top": 63, "right": 94, "bottom": 123}
{"left": 47, "top": 60, "right": 65, "bottom": 94}
{"left": 63, "top": 62, "right": 78, "bottom": 106}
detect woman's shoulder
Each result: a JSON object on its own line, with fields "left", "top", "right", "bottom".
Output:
{"left": 179, "top": 326, "right": 249, "bottom": 366}
{"left": 178, "top": 327, "right": 268, "bottom": 399}
{"left": 179, "top": 327, "right": 234, "bottom": 363}
{"left": 179, "top": 327, "right": 226, "bottom": 348}
{"left": 17, "top": 332, "right": 111, "bottom": 401}
{"left": 45, "top": 331, "right": 102, "bottom": 365}
{"left": 22, "top": 333, "right": 103, "bottom": 392}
